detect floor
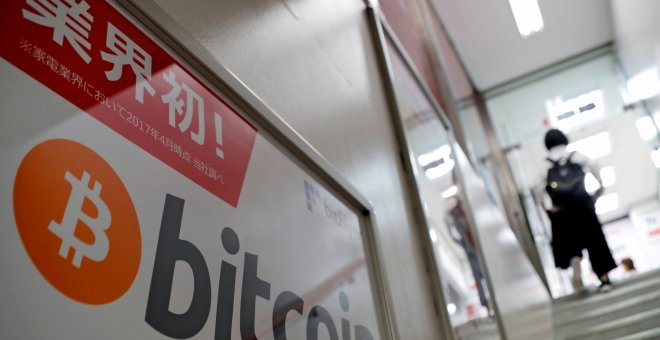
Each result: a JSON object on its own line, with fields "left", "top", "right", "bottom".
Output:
{"left": 552, "top": 268, "right": 660, "bottom": 339}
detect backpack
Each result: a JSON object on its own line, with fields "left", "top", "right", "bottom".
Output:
{"left": 545, "top": 152, "right": 587, "bottom": 207}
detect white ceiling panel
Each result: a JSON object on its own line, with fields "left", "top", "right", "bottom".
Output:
{"left": 431, "top": 0, "right": 614, "bottom": 91}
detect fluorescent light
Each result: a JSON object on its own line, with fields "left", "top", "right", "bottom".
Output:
{"left": 430, "top": 229, "right": 438, "bottom": 242}
{"left": 425, "top": 159, "right": 455, "bottom": 179}
{"left": 447, "top": 303, "right": 457, "bottom": 315}
{"left": 636, "top": 116, "right": 658, "bottom": 141}
{"left": 508, "top": 0, "right": 544, "bottom": 38}
{"left": 419, "top": 145, "right": 455, "bottom": 180}
{"left": 418, "top": 145, "right": 451, "bottom": 167}
{"left": 441, "top": 185, "right": 458, "bottom": 198}
{"left": 626, "top": 68, "right": 660, "bottom": 102}
{"left": 566, "top": 132, "right": 611, "bottom": 160}
{"left": 595, "top": 193, "right": 619, "bottom": 215}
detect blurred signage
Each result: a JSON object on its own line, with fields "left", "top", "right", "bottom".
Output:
{"left": 638, "top": 211, "right": 660, "bottom": 242}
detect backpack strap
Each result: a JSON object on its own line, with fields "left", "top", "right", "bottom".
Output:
{"left": 565, "top": 151, "right": 576, "bottom": 163}
{"left": 546, "top": 157, "right": 559, "bottom": 166}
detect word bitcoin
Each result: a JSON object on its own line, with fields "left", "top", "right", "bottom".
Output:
{"left": 146, "top": 194, "right": 375, "bottom": 340}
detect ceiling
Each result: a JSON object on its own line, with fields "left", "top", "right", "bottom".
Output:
{"left": 431, "top": 0, "right": 614, "bottom": 92}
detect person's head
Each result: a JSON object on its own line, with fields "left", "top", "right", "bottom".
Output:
{"left": 621, "top": 257, "right": 636, "bottom": 271}
{"left": 544, "top": 129, "right": 569, "bottom": 150}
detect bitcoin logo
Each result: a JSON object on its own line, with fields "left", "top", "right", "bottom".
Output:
{"left": 14, "top": 139, "right": 141, "bottom": 304}
{"left": 49, "top": 171, "right": 111, "bottom": 268}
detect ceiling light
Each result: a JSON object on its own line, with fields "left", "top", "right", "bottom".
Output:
{"left": 425, "top": 159, "right": 455, "bottom": 179}
{"left": 441, "top": 185, "right": 458, "bottom": 198}
{"left": 508, "top": 0, "right": 544, "bottom": 38}
{"left": 419, "top": 145, "right": 455, "bottom": 180}
{"left": 418, "top": 145, "right": 451, "bottom": 167}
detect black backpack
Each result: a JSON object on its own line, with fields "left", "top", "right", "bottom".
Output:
{"left": 545, "top": 152, "right": 587, "bottom": 206}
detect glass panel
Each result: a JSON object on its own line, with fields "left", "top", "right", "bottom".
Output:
{"left": 386, "top": 41, "right": 500, "bottom": 339}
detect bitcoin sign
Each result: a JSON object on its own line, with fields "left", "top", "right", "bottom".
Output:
{"left": 13, "top": 139, "right": 141, "bottom": 305}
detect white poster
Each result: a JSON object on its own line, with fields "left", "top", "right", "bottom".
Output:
{"left": 0, "top": 1, "right": 381, "bottom": 338}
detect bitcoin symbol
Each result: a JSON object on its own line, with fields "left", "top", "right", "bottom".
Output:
{"left": 48, "top": 170, "right": 112, "bottom": 268}
{"left": 15, "top": 139, "right": 141, "bottom": 304}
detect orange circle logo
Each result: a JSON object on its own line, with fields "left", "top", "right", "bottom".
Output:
{"left": 13, "top": 139, "right": 141, "bottom": 305}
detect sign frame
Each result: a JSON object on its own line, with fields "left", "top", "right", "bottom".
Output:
{"left": 107, "top": 0, "right": 399, "bottom": 338}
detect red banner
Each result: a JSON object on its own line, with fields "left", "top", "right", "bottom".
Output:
{"left": 1, "top": 0, "right": 257, "bottom": 207}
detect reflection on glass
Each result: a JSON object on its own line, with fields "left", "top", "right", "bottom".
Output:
{"left": 447, "top": 302, "right": 457, "bottom": 315}
{"left": 419, "top": 145, "right": 456, "bottom": 180}
{"left": 418, "top": 145, "right": 452, "bottom": 166}
{"left": 430, "top": 228, "right": 439, "bottom": 242}
{"left": 425, "top": 159, "right": 456, "bottom": 180}
{"left": 442, "top": 185, "right": 459, "bottom": 198}
{"left": 386, "top": 41, "right": 500, "bottom": 339}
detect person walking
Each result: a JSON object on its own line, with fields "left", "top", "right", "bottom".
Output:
{"left": 539, "top": 129, "right": 617, "bottom": 293}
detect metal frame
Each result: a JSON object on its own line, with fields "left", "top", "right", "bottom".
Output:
{"left": 484, "top": 43, "right": 613, "bottom": 99}
{"left": 110, "top": 0, "right": 399, "bottom": 338}
{"left": 364, "top": 3, "right": 457, "bottom": 340}
{"left": 415, "top": 0, "right": 470, "bottom": 153}
{"left": 365, "top": 2, "right": 510, "bottom": 339}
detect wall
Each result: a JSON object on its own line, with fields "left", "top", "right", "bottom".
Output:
{"left": 148, "top": 0, "right": 442, "bottom": 338}
{"left": 610, "top": 0, "right": 660, "bottom": 126}
{"left": 610, "top": 0, "right": 660, "bottom": 82}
